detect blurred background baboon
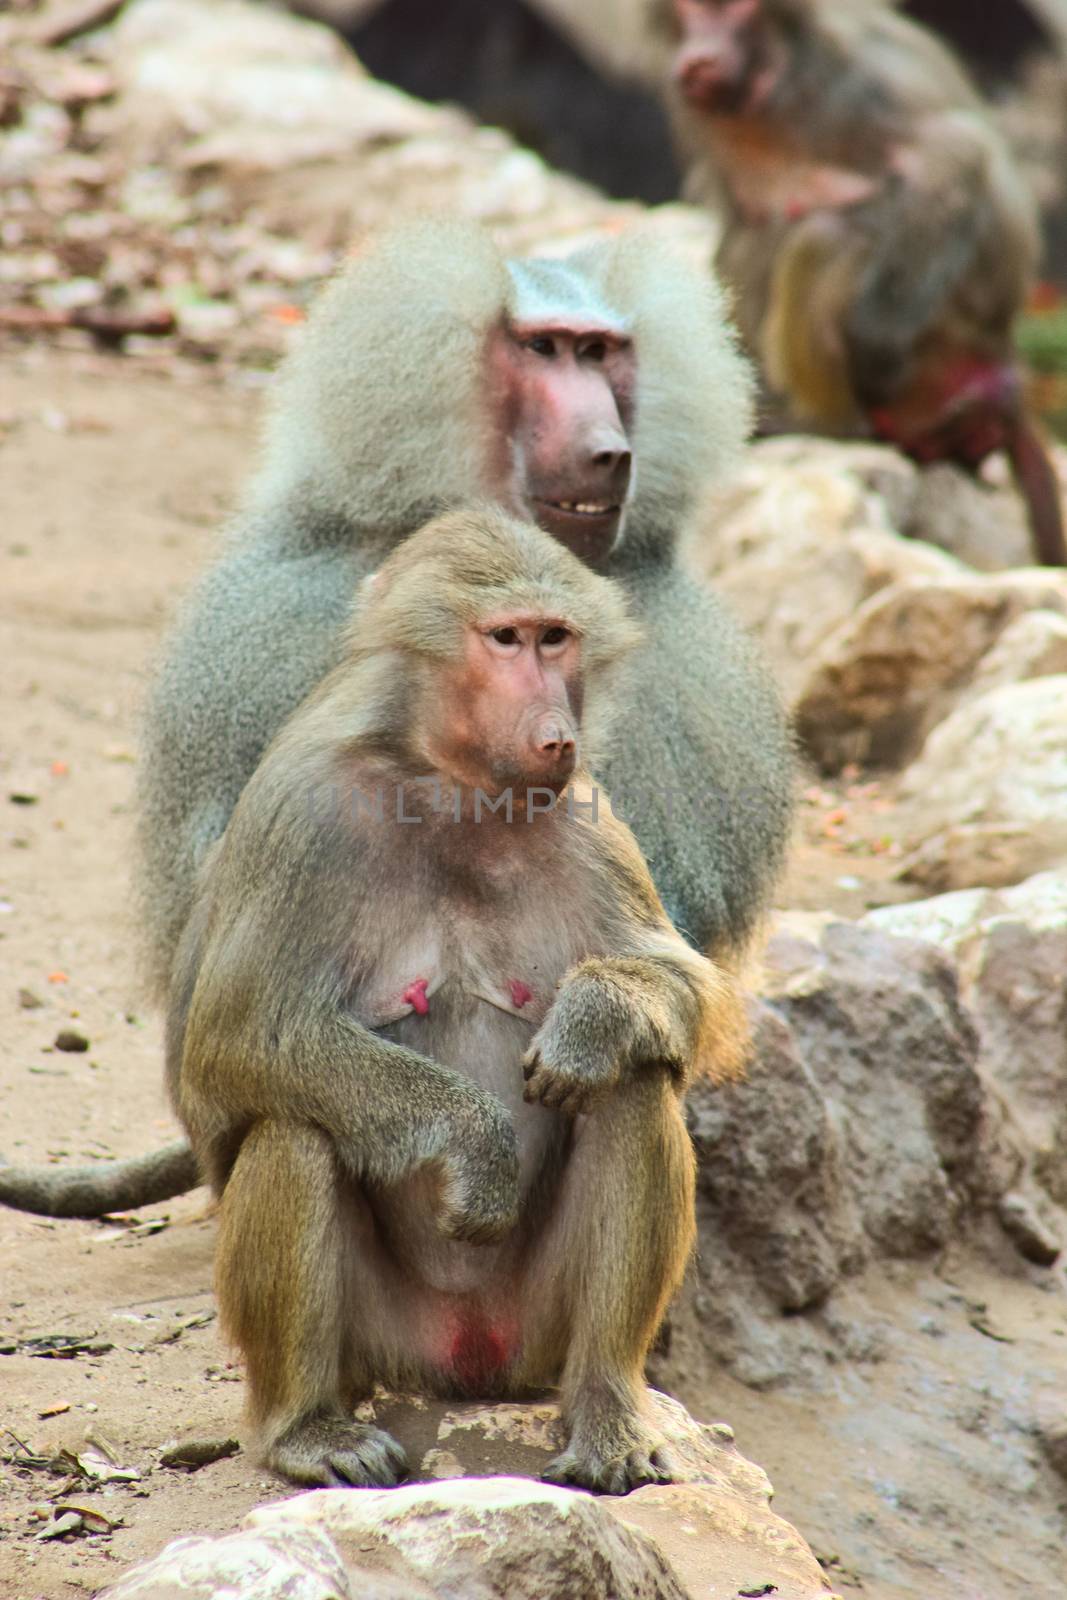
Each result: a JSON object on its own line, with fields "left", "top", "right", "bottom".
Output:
{"left": 652, "top": 0, "right": 1067, "bottom": 565}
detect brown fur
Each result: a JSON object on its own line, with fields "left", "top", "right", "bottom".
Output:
{"left": 169, "top": 507, "right": 745, "bottom": 1492}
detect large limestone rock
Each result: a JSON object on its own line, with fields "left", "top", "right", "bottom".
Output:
{"left": 905, "top": 459, "right": 1036, "bottom": 571}
{"left": 690, "top": 440, "right": 1067, "bottom": 770}
{"left": 793, "top": 570, "right": 1067, "bottom": 770}
{"left": 247, "top": 1477, "right": 687, "bottom": 1600}
{"left": 894, "top": 676, "right": 1067, "bottom": 891}
{"left": 278, "top": 1391, "right": 829, "bottom": 1600}
{"left": 664, "top": 919, "right": 1027, "bottom": 1389}
{"left": 102, "top": 0, "right": 452, "bottom": 171}
{"left": 864, "top": 872, "right": 1067, "bottom": 1216}
{"left": 99, "top": 1393, "right": 831, "bottom": 1600}
{"left": 98, "top": 1522, "right": 361, "bottom": 1600}
{"left": 969, "top": 607, "right": 1067, "bottom": 694}
{"left": 688, "top": 438, "right": 959, "bottom": 700}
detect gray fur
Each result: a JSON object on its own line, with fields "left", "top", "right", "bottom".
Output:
{"left": 138, "top": 216, "right": 792, "bottom": 1001}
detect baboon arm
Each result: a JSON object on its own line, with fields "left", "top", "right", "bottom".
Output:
{"left": 569, "top": 807, "right": 749, "bottom": 1087}
{"left": 522, "top": 932, "right": 745, "bottom": 1118}
{"left": 554, "top": 941, "right": 742, "bottom": 1092}
{"left": 181, "top": 1001, "right": 514, "bottom": 1191}
{"left": 0, "top": 1139, "right": 200, "bottom": 1218}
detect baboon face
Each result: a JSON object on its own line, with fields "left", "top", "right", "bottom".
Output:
{"left": 490, "top": 317, "right": 635, "bottom": 569}
{"left": 420, "top": 612, "right": 582, "bottom": 797}
{"left": 670, "top": 0, "right": 785, "bottom": 115}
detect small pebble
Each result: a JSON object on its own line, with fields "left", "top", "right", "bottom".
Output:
{"left": 54, "top": 1029, "right": 90, "bottom": 1053}
{"left": 160, "top": 1437, "right": 241, "bottom": 1470}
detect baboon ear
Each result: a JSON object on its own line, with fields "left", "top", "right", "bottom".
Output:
{"left": 361, "top": 571, "right": 382, "bottom": 597}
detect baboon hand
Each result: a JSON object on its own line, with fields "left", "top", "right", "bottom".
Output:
{"left": 436, "top": 1089, "right": 520, "bottom": 1245}
{"left": 522, "top": 983, "right": 621, "bottom": 1116}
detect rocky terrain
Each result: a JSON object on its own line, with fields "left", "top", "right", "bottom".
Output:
{"left": 2, "top": 3, "right": 1067, "bottom": 1597}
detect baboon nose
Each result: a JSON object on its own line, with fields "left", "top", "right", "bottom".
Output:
{"left": 592, "top": 444, "right": 632, "bottom": 477}
{"left": 536, "top": 723, "right": 576, "bottom": 763}
{"left": 677, "top": 55, "right": 726, "bottom": 95}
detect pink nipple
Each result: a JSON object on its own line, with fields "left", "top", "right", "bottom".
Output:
{"left": 403, "top": 978, "right": 430, "bottom": 1016}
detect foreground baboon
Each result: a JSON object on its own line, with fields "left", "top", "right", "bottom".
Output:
{"left": 169, "top": 507, "right": 746, "bottom": 1491}
{"left": 654, "top": 0, "right": 1067, "bottom": 566}
{"left": 0, "top": 217, "right": 793, "bottom": 1219}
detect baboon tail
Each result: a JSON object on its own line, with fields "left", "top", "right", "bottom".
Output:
{"left": 0, "top": 1139, "right": 200, "bottom": 1218}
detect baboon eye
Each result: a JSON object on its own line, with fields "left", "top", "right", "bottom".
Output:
{"left": 527, "top": 335, "right": 556, "bottom": 358}
{"left": 491, "top": 626, "right": 520, "bottom": 646}
{"left": 582, "top": 340, "right": 607, "bottom": 363}
{"left": 541, "top": 626, "right": 571, "bottom": 647}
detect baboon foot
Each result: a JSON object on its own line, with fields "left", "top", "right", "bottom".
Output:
{"left": 267, "top": 1415, "right": 408, "bottom": 1488}
{"left": 543, "top": 1422, "right": 678, "bottom": 1495}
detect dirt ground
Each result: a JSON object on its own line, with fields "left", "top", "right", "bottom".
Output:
{"left": 1, "top": 345, "right": 1065, "bottom": 1599}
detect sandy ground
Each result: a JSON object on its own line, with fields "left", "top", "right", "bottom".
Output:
{"left": 1, "top": 345, "right": 1065, "bottom": 1599}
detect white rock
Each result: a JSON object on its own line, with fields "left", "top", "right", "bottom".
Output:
{"left": 103, "top": 0, "right": 456, "bottom": 171}
{"left": 862, "top": 887, "right": 997, "bottom": 951}
{"left": 688, "top": 440, "right": 959, "bottom": 699}
{"left": 969, "top": 608, "right": 1067, "bottom": 694}
{"left": 863, "top": 871, "right": 1067, "bottom": 951}
{"left": 794, "top": 570, "right": 1067, "bottom": 770}
{"left": 246, "top": 1392, "right": 826, "bottom": 1600}
{"left": 98, "top": 1524, "right": 353, "bottom": 1600}
{"left": 864, "top": 871, "right": 1067, "bottom": 1158}
{"left": 908, "top": 460, "right": 1035, "bottom": 571}
{"left": 896, "top": 677, "right": 1067, "bottom": 891}
{"left": 249, "top": 1477, "right": 688, "bottom": 1600}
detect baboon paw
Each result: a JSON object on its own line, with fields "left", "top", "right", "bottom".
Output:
{"left": 521, "top": 1049, "right": 615, "bottom": 1116}
{"left": 542, "top": 1438, "right": 678, "bottom": 1495}
{"left": 268, "top": 1418, "right": 408, "bottom": 1489}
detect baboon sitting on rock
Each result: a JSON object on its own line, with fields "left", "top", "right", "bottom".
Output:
{"left": 169, "top": 507, "right": 746, "bottom": 1491}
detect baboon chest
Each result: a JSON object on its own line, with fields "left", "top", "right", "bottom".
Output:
{"left": 347, "top": 828, "right": 604, "bottom": 1301}
{"left": 350, "top": 816, "right": 603, "bottom": 1073}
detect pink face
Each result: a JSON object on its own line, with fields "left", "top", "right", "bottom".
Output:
{"left": 671, "top": 0, "right": 778, "bottom": 115}
{"left": 426, "top": 616, "right": 582, "bottom": 796}
{"left": 492, "top": 321, "right": 635, "bottom": 568}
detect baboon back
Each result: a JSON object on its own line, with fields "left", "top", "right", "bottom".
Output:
{"left": 138, "top": 530, "right": 365, "bottom": 994}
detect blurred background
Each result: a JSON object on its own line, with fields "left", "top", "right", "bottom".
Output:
{"left": 6, "top": 0, "right": 1067, "bottom": 425}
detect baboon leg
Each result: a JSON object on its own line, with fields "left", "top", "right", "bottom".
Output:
{"left": 216, "top": 1121, "right": 407, "bottom": 1489}
{"left": 524, "top": 1072, "right": 696, "bottom": 1494}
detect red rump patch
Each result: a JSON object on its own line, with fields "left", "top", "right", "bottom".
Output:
{"left": 449, "top": 1317, "right": 511, "bottom": 1389}
{"left": 403, "top": 978, "right": 430, "bottom": 1016}
{"left": 508, "top": 980, "right": 533, "bottom": 1010}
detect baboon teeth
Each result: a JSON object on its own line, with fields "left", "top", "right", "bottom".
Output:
{"left": 553, "top": 501, "right": 616, "bottom": 516}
